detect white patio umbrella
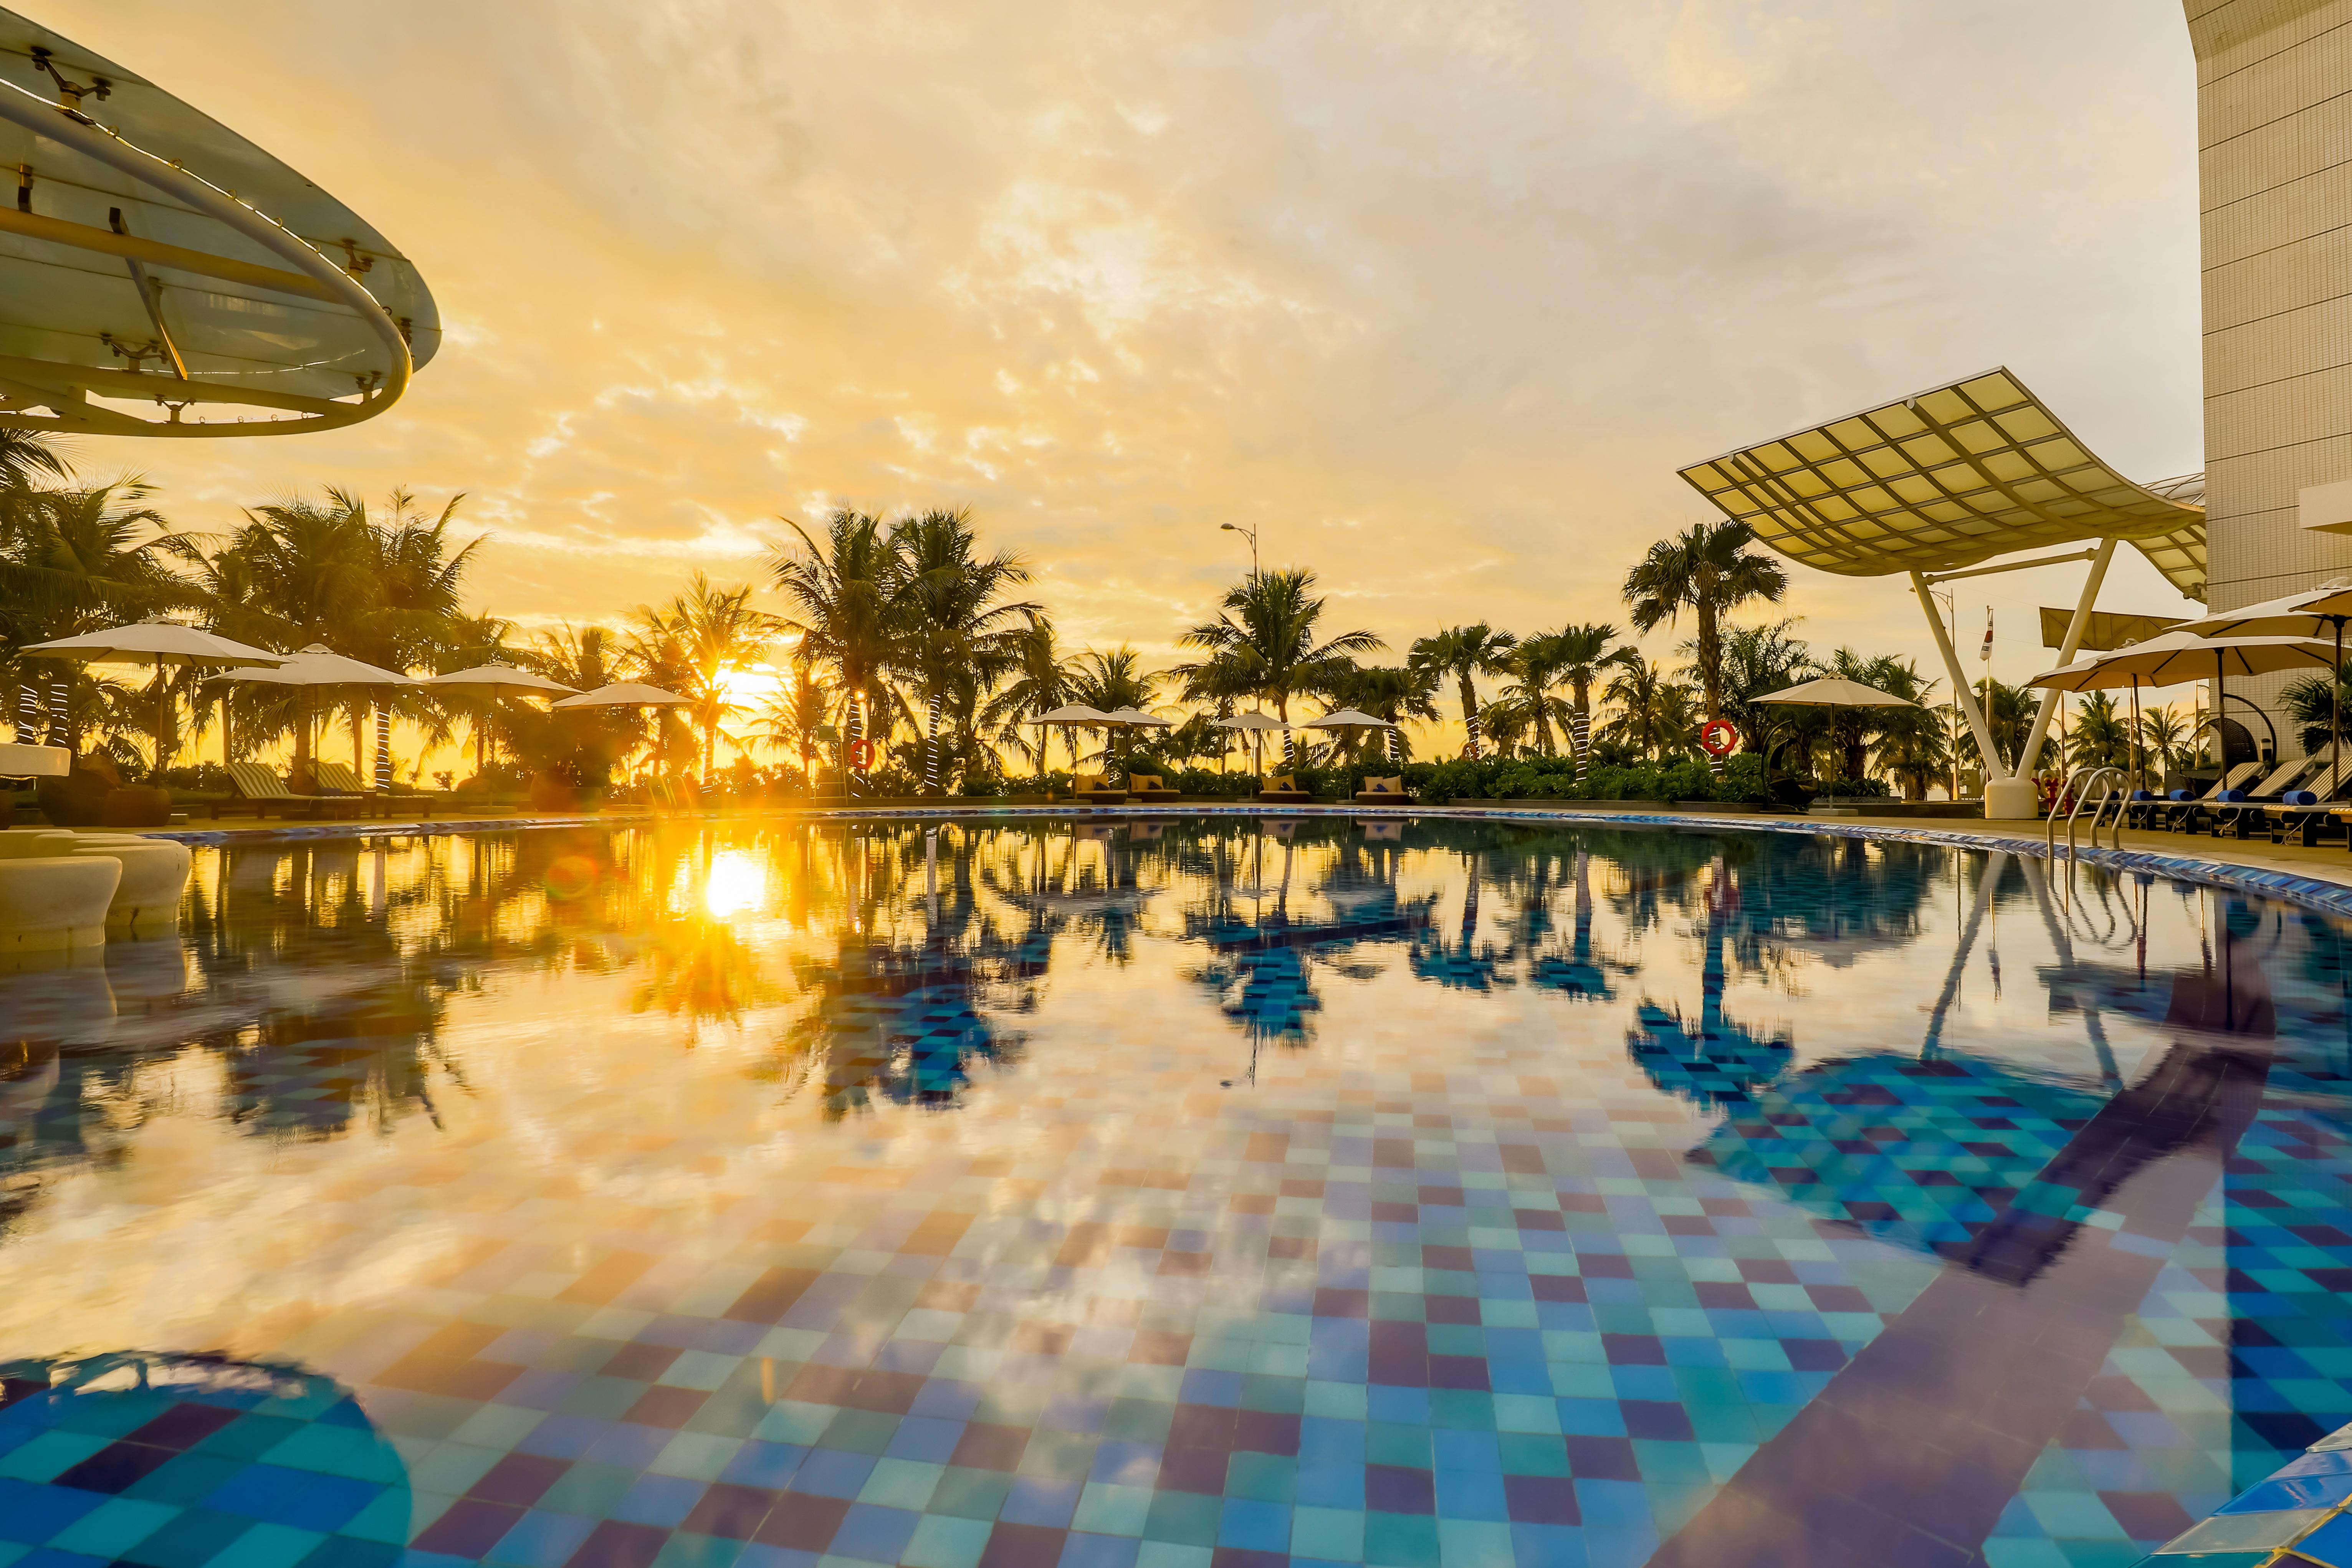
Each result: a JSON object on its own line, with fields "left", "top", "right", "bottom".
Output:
{"left": 425, "top": 664, "right": 581, "bottom": 774}
{"left": 2029, "top": 631, "right": 2337, "bottom": 791}
{"left": 1033, "top": 704, "right": 1110, "bottom": 779}
{"left": 1754, "top": 677, "right": 1917, "bottom": 784}
{"left": 1306, "top": 706, "right": 1399, "bottom": 768}
{"left": 214, "top": 644, "right": 417, "bottom": 787}
{"left": 1214, "top": 711, "right": 1289, "bottom": 776}
{"left": 550, "top": 682, "right": 690, "bottom": 709}
{"left": 2175, "top": 581, "right": 2352, "bottom": 788}
{"left": 20, "top": 619, "right": 282, "bottom": 774}
{"left": 1098, "top": 707, "right": 1171, "bottom": 773}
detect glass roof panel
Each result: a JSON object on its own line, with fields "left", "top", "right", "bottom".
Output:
{"left": 1675, "top": 366, "right": 2205, "bottom": 596}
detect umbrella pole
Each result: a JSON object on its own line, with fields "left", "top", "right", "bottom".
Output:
{"left": 2334, "top": 619, "right": 2344, "bottom": 793}
{"left": 151, "top": 667, "right": 169, "bottom": 781}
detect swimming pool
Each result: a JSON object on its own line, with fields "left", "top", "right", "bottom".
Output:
{"left": 1, "top": 815, "right": 2345, "bottom": 1568}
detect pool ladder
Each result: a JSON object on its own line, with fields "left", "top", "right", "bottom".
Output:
{"left": 2046, "top": 766, "right": 2126, "bottom": 855}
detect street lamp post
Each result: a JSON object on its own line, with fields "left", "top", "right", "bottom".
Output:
{"left": 1220, "top": 522, "right": 1259, "bottom": 581}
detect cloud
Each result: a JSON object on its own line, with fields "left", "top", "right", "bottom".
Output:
{"left": 39, "top": 0, "right": 2204, "bottom": 699}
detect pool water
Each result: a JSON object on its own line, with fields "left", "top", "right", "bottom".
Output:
{"left": 1, "top": 815, "right": 2347, "bottom": 1568}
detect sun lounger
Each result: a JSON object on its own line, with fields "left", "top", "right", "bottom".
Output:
{"left": 2262, "top": 759, "right": 2352, "bottom": 844}
{"left": 1127, "top": 772, "right": 1182, "bottom": 804}
{"left": 2155, "top": 761, "right": 2266, "bottom": 833}
{"left": 312, "top": 761, "right": 441, "bottom": 818}
{"left": 1068, "top": 772, "right": 1127, "bottom": 805}
{"left": 221, "top": 761, "right": 357, "bottom": 820}
{"left": 1257, "top": 773, "right": 1315, "bottom": 804}
{"left": 1353, "top": 774, "right": 1412, "bottom": 806}
{"left": 2205, "top": 755, "right": 2325, "bottom": 838}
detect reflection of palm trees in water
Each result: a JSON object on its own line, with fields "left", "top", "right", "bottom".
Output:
{"left": 1412, "top": 844, "right": 1508, "bottom": 991}
{"left": 771, "top": 824, "right": 1042, "bottom": 1119}
{"left": 1627, "top": 856, "right": 1792, "bottom": 1108}
{"left": 1183, "top": 820, "right": 1432, "bottom": 1063}
{"left": 1527, "top": 847, "right": 1633, "bottom": 1000}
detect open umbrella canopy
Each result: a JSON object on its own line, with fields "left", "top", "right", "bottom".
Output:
{"left": 1103, "top": 707, "right": 1172, "bottom": 728}
{"left": 1035, "top": 704, "right": 1111, "bottom": 725}
{"left": 2027, "top": 630, "right": 2336, "bottom": 690}
{"left": 1305, "top": 708, "right": 1396, "bottom": 729}
{"left": 551, "top": 682, "right": 689, "bottom": 709}
{"left": 21, "top": 619, "right": 281, "bottom": 668}
{"left": 1212, "top": 712, "right": 1288, "bottom": 730}
{"left": 2174, "top": 580, "right": 2352, "bottom": 638}
{"left": 215, "top": 645, "right": 415, "bottom": 688}
{"left": 1754, "top": 677, "right": 1918, "bottom": 708}
{"left": 423, "top": 663, "right": 578, "bottom": 698}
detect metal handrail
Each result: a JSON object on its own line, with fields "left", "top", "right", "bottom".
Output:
{"left": 2045, "top": 766, "right": 2125, "bottom": 855}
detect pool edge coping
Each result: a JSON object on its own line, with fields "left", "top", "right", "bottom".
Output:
{"left": 136, "top": 803, "right": 2352, "bottom": 923}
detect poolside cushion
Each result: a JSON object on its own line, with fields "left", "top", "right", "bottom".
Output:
{"left": 2217, "top": 789, "right": 2247, "bottom": 803}
{"left": 2131, "top": 790, "right": 2155, "bottom": 801}
{"left": 1363, "top": 776, "right": 1402, "bottom": 794}
{"left": 2287, "top": 790, "right": 2321, "bottom": 806}
{"left": 1265, "top": 775, "right": 1298, "bottom": 792}
{"left": 1129, "top": 772, "right": 1165, "bottom": 792}
{"left": 2169, "top": 789, "right": 2192, "bottom": 801}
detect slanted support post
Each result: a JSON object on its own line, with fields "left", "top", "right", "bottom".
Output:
{"left": 1912, "top": 570, "right": 2002, "bottom": 791}
{"left": 2016, "top": 536, "right": 2116, "bottom": 786}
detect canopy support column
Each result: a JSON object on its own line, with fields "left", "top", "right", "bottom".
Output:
{"left": 2018, "top": 536, "right": 2117, "bottom": 787}
{"left": 1912, "top": 571, "right": 2002, "bottom": 797}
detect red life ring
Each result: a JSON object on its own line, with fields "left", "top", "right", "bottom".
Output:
{"left": 848, "top": 737, "right": 875, "bottom": 771}
{"left": 1699, "top": 720, "right": 1738, "bottom": 759}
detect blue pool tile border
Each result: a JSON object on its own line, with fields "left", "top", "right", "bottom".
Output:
{"left": 139, "top": 802, "right": 2352, "bottom": 922}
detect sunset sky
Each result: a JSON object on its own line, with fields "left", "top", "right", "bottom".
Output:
{"left": 36, "top": 0, "right": 2206, "bottom": 739}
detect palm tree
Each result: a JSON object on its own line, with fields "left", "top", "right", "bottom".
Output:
{"left": 1325, "top": 664, "right": 1440, "bottom": 764}
{"left": 1714, "top": 619, "right": 1817, "bottom": 765}
{"left": 1499, "top": 634, "right": 1569, "bottom": 756}
{"left": 982, "top": 618, "right": 1081, "bottom": 779}
{"left": 891, "top": 507, "right": 1039, "bottom": 793}
{"left": 1552, "top": 624, "right": 1623, "bottom": 779}
{"left": 1601, "top": 657, "right": 1697, "bottom": 761}
{"left": 1408, "top": 623, "right": 1515, "bottom": 759}
{"left": 632, "top": 572, "right": 787, "bottom": 785}
{"left": 4, "top": 480, "right": 201, "bottom": 766}
{"left": 1069, "top": 647, "right": 1158, "bottom": 771}
{"left": 769, "top": 509, "right": 906, "bottom": 791}
{"left": 208, "top": 488, "right": 481, "bottom": 781}
{"left": 2064, "top": 690, "right": 2131, "bottom": 770}
{"left": 1178, "top": 568, "right": 1383, "bottom": 767}
{"left": 2281, "top": 673, "right": 2352, "bottom": 761}
{"left": 756, "top": 663, "right": 836, "bottom": 787}
{"left": 1622, "top": 520, "right": 1789, "bottom": 721}
{"left": 1479, "top": 695, "right": 1530, "bottom": 759}
{"left": 2139, "top": 703, "right": 2192, "bottom": 777}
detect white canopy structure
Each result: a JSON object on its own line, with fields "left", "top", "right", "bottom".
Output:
{"left": 0, "top": 9, "right": 437, "bottom": 438}
{"left": 1677, "top": 367, "right": 2207, "bottom": 816}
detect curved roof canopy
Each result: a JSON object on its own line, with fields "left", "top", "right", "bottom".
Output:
{"left": 1676, "top": 368, "right": 2207, "bottom": 600}
{"left": 0, "top": 8, "right": 438, "bottom": 438}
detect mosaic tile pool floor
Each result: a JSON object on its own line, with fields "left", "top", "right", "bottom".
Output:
{"left": 2, "top": 817, "right": 2348, "bottom": 1568}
